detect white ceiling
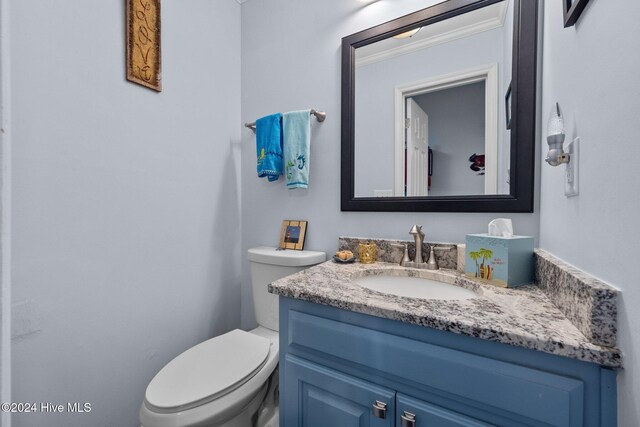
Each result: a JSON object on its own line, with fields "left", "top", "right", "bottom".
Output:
{"left": 356, "top": 1, "right": 508, "bottom": 67}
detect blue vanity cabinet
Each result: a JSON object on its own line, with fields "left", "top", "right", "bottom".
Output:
{"left": 279, "top": 297, "right": 617, "bottom": 427}
{"left": 283, "top": 355, "right": 395, "bottom": 427}
{"left": 283, "top": 355, "right": 493, "bottom": 427}
{"left": 396, "top": 394, "right": 493, "bottom": 427}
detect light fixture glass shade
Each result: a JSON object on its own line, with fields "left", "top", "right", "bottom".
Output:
{"left": 393, "top": 28, "right": 421, "bottom": 39}
{"left": 547, "top": 103, "right": 565, "bottom": 137}
{"left": 546, "top": 103, "right": 568, "bottom": 166}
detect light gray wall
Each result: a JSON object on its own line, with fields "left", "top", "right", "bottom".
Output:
{"left": 0, "top": 0, "right": 11, "bottom": 423}
{"left": 240, "top": 0, "right": 539, "bottom": 329}
{"left": 353, "top": 27, "right": 505, "bottom": 197}
{"left": 538, "top": 0, "right": 640, "bottom": 424}
{"left": 413, "top": 82, "right": 485, "bottom": 196}
{"left": 10, "top": 1, "right": 242, "bottom": 426}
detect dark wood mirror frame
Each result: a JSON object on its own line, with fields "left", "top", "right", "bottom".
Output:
{"left": 341, "top": 0, "right": 538, "bottom": 213}
{"left": 563, "top": 0, "right": 590, "bottom": 27}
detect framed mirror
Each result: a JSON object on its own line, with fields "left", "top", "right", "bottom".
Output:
{"left": 341, "top": 0, "right": 538, "bottom": 212}
{"left": 563, "top": 0, "right": 590, "bottom": 27}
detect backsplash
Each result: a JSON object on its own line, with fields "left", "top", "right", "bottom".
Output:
{"left": 535, "top": 250, "right": 618, "bottom": 348}
{"left": 338, "top": 236, "right": 458, "bottom": 270}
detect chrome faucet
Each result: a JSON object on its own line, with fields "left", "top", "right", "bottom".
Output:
{"left": 409, "top": 225, "right": 425, "bottom": 264}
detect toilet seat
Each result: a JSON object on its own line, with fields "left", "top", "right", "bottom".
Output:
{"left": 145, "top": 329, "right": 271, "bottom": 412}
{"left": 140, "top": 327, "right": 279, "bottom": 427}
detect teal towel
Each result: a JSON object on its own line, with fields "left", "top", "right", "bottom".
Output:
{"left": 256, "top": 113, "right": 283, "bottom": 182}
{"left": 283, "top": 110, "right": 311, "bottom": 189}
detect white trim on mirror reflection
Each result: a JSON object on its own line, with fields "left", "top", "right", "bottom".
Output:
{"left": 356, "top": 1, "right": 508, "bottom": 68}
{"left": 394, "top": 63, "right": 499, "bottom": 196}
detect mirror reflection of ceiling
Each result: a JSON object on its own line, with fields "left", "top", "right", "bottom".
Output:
{"left": 355, "top": 1, "right": 508, "bottom": 66}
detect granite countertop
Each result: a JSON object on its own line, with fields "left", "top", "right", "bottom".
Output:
{"left": 268, "top": 261, "right": 622, "bottom": 368}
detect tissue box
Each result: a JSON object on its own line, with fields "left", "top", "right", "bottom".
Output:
{"left": 465, "top": 234, "right": 534, "bottom": 288}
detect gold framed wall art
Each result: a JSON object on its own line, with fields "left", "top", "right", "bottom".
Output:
{"left": 126, "top": 0, "right": 162, "bottom": 91}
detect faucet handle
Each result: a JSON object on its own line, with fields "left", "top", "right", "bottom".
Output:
{"left": 425, "top": 246, "right": 438, "bottom": 270}
{"left": 391, "top": 243, "right": 411, "bottom": 266}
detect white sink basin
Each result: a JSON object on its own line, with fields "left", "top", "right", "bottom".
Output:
{"left": 354, "top": 275, "right": 477, "bottom": 300}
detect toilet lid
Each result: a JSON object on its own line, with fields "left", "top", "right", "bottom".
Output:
{"left": 145, "top": 329, "right": 271, "bottom": 410}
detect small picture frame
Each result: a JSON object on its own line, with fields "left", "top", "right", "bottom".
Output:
{"left": 279, "top": 220, "right": 308, "bottom": 250}
{"left": 563, "top": 0, "right": 590, "bottom": 28}
{"left": 505, "top": 82, "right": 512, "bottom": 130}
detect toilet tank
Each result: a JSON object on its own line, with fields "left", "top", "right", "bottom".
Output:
{"left": 248, "top": 247, "right": 326, "bottom": 331}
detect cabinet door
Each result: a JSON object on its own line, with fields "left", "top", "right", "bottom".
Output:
{"left": 283, "top": 355, "right": 395, "bottom": 427}
{"left": 397, "top": 394, "right": 494, "bottom": 427}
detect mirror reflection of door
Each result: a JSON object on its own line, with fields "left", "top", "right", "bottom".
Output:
{"left": 405, "top": 99, "right": 429, "bottom": 197}
{"left": 405, "top": 81, "right": 487, "bottom": 197}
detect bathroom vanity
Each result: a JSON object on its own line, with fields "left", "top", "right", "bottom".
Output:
{"left": 274, "top": 0, "right": 622, "bottom": 421}
{"left": 269, "top": 247, "right": 620, "bottom": 427}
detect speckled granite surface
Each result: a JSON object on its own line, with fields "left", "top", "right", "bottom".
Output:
{"left": 535, "top": 249, "right": 618, "bottom": 347}
{"left": 338, "top": 237, "right": 619, "bottom": 350}
{"left": 269, "top": 261, "right": 621, "bottom": 368}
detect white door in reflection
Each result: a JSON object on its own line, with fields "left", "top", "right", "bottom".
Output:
{"left": 405, "top": 98, "right": 429, "bottom": 197}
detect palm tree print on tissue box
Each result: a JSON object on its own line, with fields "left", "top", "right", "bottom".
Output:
{"left": 465, "top": 234, "right": 534, "bottom": 288}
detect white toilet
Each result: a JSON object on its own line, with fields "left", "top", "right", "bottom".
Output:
{"left": 139, "top": 246, "right": 326, "bottom": 427}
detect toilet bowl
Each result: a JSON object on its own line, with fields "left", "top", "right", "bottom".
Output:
{"left": 140, "top": 327, "right": 279, "bottom": 427}
{"left": 140, "top": 247, "right": 326, "bottom": 427}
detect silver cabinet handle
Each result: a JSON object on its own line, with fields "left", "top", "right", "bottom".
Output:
{"left": 401, "top": 411, "right": 416, "bottom": 427}
{"left": 372, "top": 400, "right": 387, "bottom": 419}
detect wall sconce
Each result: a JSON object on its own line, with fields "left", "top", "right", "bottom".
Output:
{"left": 546, "top": 102, "right": 579, "bottom": 197}
{"left": 545, "top": 102, "right": 570, "bottom": 166}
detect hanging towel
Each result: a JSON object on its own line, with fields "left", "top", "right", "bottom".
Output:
{"left": 283, "top": 110, "right": 311, "bottom": 189}
{"left": 256, "top": 113, "right": 283, "bottom": 182}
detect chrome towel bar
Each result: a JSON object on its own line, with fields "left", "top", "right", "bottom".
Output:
{"left": 244, "top": 109, "right": 326, "bottom": 132}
